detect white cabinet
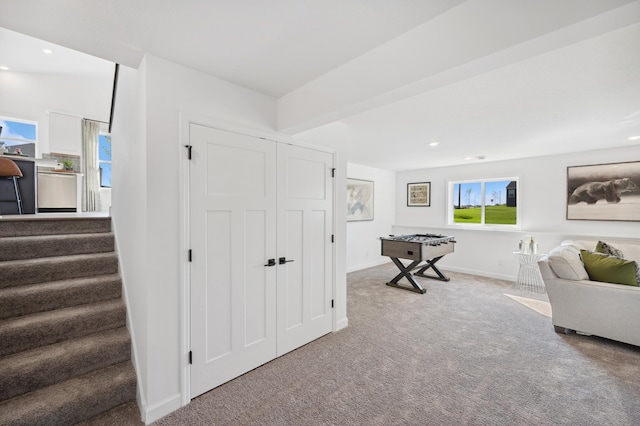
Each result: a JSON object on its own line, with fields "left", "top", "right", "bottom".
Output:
{"left": 49, "top": 113, "right": 81, "bottom": 155}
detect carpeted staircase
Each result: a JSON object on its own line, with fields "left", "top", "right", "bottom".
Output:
{"left": 0, "top": 216, "right": 138, "bottom": 425}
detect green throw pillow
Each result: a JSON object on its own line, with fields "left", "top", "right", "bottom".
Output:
{"left": 594, "top": 241, "right": 640, "bottom": 285}
{"left": 580, "top": 250, "right": 638, "bottom": 287}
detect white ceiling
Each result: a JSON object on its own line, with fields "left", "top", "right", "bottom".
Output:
{"left": 0, "top": 0, "right": 639, "bottom": 171}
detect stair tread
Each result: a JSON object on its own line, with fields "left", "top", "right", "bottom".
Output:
{"left": 0, "top": 251, "right": 117, "bottom": 266}
{"left": 0, "top": 327, "right": 130, "bottom": 401}
{"left": 0, "top": 232, "right": 114, "bottom": 260}
{"left": 0, "top": 299, "right": 126, "bottom": 357}
{"left": 76, "top": 401, "right": 143, "bottom": 426}
{"left": 0, "top": 272, "right": 121, "bottom": 292}
{"left": 0, "top": 361, "right": 136, "bottom": 426}
{"left": 0, "top": 274, "right": 122, "bottom": 319}
{"left": 0, "top": 232, "right": 113, "bottom": 242}
{"left": 0, "top": 252, "right": 119, "bottom": 289}
{"left": 0, "top": 217, "right": 112, "bottom": 238}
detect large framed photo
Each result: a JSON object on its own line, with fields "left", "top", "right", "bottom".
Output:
{"left": 347, "top": 178, "right": 374, "bottom": 221}
{"left": 407, "top": 182, "right": 431, "bottom": 207}
{"left": 567, "top": 161, "right": 640, "bottom": 221}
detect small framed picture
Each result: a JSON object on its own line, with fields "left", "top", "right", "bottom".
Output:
{"left": 407, "top": 182, "right": 431, "bottom": 207}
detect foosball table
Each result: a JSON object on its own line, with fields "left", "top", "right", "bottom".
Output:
{"left": 380, "top": 234, "right": 456, "bottom": 293}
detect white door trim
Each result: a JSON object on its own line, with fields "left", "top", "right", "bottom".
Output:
{"left": 178, "top": 111, "right": 337, "bottom": 406}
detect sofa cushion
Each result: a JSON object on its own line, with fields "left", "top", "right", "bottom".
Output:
{"left": 596, "top": 241, "right": 624, "bottom": 258}
{"left": 547, "top": 245, "right": 589, "bottom": 280}
{"left": 580, "top": 250, "right": 639, "bottom": 287}
{"left": 595, "top": 240, "right": 640, "bottom": 285}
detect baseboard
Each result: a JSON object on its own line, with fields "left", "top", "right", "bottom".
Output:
{"left": 440, "top": 265, "right": 515, "bottom": 282}
{"left": 346, "top": 258, "right": 390, "bottom": 273}
{"left": 144, "top": 393, "right": 182, "bottom": 424}
{"left": 336, "top": 317, "right": 349, "bottom": 331}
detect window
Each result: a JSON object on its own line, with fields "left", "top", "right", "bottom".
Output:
{"left": 99, "top": 134, "right": 112, "bottom": 188}
{"left": 449, "top": 178, "right": 518, "bottom": 226}
{"left": 0, "top": 117, "right": 37, "bottom": 157}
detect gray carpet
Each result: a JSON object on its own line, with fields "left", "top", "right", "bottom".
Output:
{"left": 0, "top": 217, "right": 137, "bottom": 425}
{"left": 150, "top": 263, "right": 640, "bottom": 425}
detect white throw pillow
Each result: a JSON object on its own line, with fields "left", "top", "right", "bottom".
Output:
{"left": 548, "top": 245, "right": 589, "bottom": 280}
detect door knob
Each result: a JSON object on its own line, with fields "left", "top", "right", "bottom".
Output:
{"left": 264, "top": 259, "right": 276, "bottom": 267}
{"left": 279, "top": 257, "right": 294, "bottom": 265}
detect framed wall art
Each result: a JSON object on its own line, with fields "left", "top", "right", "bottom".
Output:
{"left": 566, "top": 160, "right": 640, "bottom": 221}
{"left": 347, "top": 178, "right": 374, "bottom": 221}
{"left": 407, "top": 182, "right": 431, "bottom": 207}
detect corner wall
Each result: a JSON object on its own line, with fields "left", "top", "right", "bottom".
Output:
{"left": 346, "top": 163, "right": 396, "bottom": 272}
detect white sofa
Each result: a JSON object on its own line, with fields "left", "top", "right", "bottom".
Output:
{"left": 538, "top": 239, "right": 640, "bottom": 347}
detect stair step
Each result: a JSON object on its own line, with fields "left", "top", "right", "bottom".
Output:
{"left": 0, "top": 232, "right": 115, "bottom": 261}
{"left": 76, "top": 401, "right": 143, "bottom": 426}
{"left": 0, "top": 327, "right": 131, "bottom": 401}
{"left": 0, "top": 361, "right": 136, "bottom": 426}
{"left": 0, "top": 252, "right": 118, "bottom": 289}
{"left": 0, "top": 298, "right": 126, "bottom": 357}
{"left": 0, "top": 274, "right": 122, "bottom": 320}
{"left": 0, "top": 217, "right": 111, "bottom": 237}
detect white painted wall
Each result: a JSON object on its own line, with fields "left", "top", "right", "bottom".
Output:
{"left": 111, "top": 54, "right": 349, "bottom": 423}
{"left": 393, "top": 145, "right": 640, "bottom": 281}
{"left": 346, "top": 163, "right": 395, "bottom": 272}
{"left": 0, "top": 71, "right": 111, "bottom": 156}
{"left": 110, "top": 61, "right": 149, "bottom": 418}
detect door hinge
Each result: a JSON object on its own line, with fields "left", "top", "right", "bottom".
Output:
{"left": 331, "top": 299, "right": 334, "bottom": 308}
{"left": 185, "top": 144, "right": 193, "bottom": 160}
{"left": 189, "top": 350, "right": 193, "bottom": 364}
{"left": 188, "top": 249, "right": 192, "bottom": 262}
{"left": 331, "top": 168, "right": 336, "bottom": 178}
{"left": 331, "top": 234, "right": 334, "bottom": 243}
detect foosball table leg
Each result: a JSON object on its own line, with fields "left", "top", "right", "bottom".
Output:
{"left": 386, "top": 258, "right": 427, "bottom": 294}
{"left": 414, "top": 256, "right": 450, "bottom": 281}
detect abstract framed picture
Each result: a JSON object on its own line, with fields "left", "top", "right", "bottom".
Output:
{"left": 566, "top": 160, "right": 640, "bottom": 221}
{"left": 347, "top": 178, "right": 374, "bottom": 221}
{"left": 407, "top": 182, "right": 431, "bottom": 207}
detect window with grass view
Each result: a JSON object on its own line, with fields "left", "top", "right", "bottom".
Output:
{"left": 99, "top": 134, "right": 112, "bottom": 188}
{"left": 450, "top": 179, "right": 518, "bottom": 226}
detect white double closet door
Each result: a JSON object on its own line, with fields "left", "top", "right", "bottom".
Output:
{"left": 189, "top": 124, "right": 334, "bottom": 398}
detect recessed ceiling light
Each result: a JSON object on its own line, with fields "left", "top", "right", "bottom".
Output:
{"left": 42, "top": 49, "right": 53, "bottom": 54}
{"left": 464, "top": 156, "right": 472, "bottom": 160}
{"left": 429, "top": 141, "right": 439, "bottom": 147}
{"left": 476, "top": 155, "right": 486, "bottom": 160}
{"left": 628, "top": 135, "right": 640, "bottom": 141}
{"left": 0, "top": 66, "right": 9, "bottom": 71}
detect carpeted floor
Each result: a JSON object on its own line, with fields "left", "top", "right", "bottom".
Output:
{"left": 147, "top": 263, "right": 640, "bottom": 425}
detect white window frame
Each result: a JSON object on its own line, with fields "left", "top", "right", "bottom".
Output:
{"left": 447, "top": 177, "right": 521, "bottom": 229}
{"left": 0, "top": 116, "right": 38, "bottom": 156}
{"left": 98, "top": 132, "right": 112, "bottom": 188}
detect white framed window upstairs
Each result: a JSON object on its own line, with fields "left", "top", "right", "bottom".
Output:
{"left": 0, "top": 116, "right": 38, "bottom": 157}
{"left": 98, "top": 133, "right": 112, "bottom": 188}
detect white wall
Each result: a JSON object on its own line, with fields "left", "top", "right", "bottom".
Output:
{"left": 0, "top": 71, "right": 111, "bottom": 156}
{"left": 393, "top": 145, "right": 640, "bottom": 280}
{"left": 346, "top": 163, "right": 395, "bottom": 272}
{"left": 112, "top": 54, "right": 349, "bottom": 423}
{"left": 110, "top": 61, "right": 149, "bottom": 417}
